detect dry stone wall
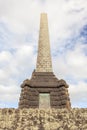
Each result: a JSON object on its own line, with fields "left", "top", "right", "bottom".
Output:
{"left": 0, "top": 108, "right": 87, "bottom": 130}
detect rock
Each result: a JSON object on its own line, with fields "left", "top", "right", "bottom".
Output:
{"left": 83, "top": 124, "right": 87, "bottom": 129}
{"left": 0, "top": 108, "right": 87, "bottom": 129}
{"left": 70, "top": 125, "right": 78, "bottom": 130}
{"left": 59, "top": 128, "right": 63, "bottom": 130}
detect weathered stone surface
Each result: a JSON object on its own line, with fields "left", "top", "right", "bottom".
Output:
{"left": 19, "top": 13, "right": 71, "bottom": 109}
{"left": 19, "top": 72, "right": 71, "bottom": 109}
{"left": 36, "top": 13, "right": 52, "bottom": 72}
{"left": 0, "top": 108, "right": 87, "bottom": 130}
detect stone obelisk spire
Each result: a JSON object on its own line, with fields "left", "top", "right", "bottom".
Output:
{"left": 36, "top": 13, "right": 52, "bottom": 72}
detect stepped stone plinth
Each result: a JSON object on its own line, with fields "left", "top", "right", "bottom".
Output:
{"left": 19, "top": 13, "right": 71, "bottom": 109}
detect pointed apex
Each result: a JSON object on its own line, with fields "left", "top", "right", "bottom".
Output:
{"left": 41, "top": 13, "right": 47, "bottom": 15}
{"left": 36, "top": 14, "right": 52, "bottom": 72}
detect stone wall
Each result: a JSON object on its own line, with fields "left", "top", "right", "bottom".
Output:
{"left": 0, "top": 108, "right": 87, "bottom": 130}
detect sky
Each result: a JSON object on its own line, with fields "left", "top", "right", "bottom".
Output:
{"left": 0, "top": 0, "right": 87, "bottom": 108}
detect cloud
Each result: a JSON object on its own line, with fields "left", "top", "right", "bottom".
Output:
{"left": 69, "top": 81, "right": 87, "bottom": 108}
{"left": 0, "top": 51, "right": 12, "bottom": 66}
{"left": 0, "top": 0, "right": 87, "bottom": 108}
{"left": 0, "top": 84, "right": 20, "bottom": 108}
{"left": 53, "top": 43, "right": 87, "bottom": 82}
{"left": 0, "top": 45, "right": 35, "bottom": 107}
{"left": 66, "top": 43, "right": 87, "bottom": 78}
{"left": 0, "top": 0, "right": 40, "bottom": 33}
{"left": 0, "top": 45, "right": 35, "bottom": 84}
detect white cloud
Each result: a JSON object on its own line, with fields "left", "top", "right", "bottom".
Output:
{"left": 0, "top": 45, "right": 35, "bottom": 84}
{"left": 53, "top": 43, "right": 87, "bottom": 80}
{"left": 0, "top": 0, "right": 40, "bottom": 33}
{"left": 66, "top": 44, "right": 87, "bottom": 79}
{"left": 0, "top": 51, "right": 12, "bottom": 64}
{"left": 0, "top": 0, "right": 87, "bottom": 108}
{"left": 47, "top": 0, "right": 87, "bottom": 42}
{"left": 0, "top": 84, "right": 20, "bottom": 108}
{"left": 0, "top": 45, "right": 35, "bottom": 107}
{"left": 69, "top": 81, "right": 87, "bottom": 108}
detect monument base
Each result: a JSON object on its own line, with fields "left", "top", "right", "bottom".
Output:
{"left": 19, "top": 71, "right": 71, "bottom": 109}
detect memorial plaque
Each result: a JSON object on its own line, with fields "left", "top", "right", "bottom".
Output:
{"left": 39, "top": 93, "right": 50, "bottom": 108}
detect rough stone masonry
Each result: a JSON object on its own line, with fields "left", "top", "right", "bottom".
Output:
{"left": 0, "top": 108, "right": 87, "bottom": 130}
{"left": 19, "top": 13, "right": 71, "bottom": 109}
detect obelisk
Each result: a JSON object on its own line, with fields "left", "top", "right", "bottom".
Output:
{"left": 19, "top": 13, "right": 71, "bottom": 109}
{"left": 36, "top": 13, "right": 52, "bottom": 72}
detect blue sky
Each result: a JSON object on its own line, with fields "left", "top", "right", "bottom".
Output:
{"left": 0, "top": 0, "right": 87, "bottom": 108}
